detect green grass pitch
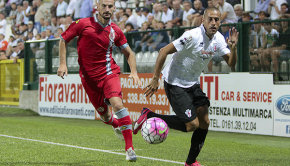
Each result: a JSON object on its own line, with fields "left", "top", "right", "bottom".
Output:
{"left": 0, "top": 107, "right": 289, "bottom": 166}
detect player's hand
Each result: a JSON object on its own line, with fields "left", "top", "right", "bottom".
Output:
{"left": 227, "top": 27, "right": 239, "bottom": 49}
{"left": 57, "top": 64, "right": 68, "bottom": 79}
{"left": 128, "top": 73, "right": 142, "bottom": 88}
{"left": 144, "top": 77, "right": 159, "bottom": 97}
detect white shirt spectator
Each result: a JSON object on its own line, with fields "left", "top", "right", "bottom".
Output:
{"left": 269, "top": 0, "right": 287, "bottom": 20}
{"left": 162, "top": 25, "right": 230, "bottom": 88}
{"left": 218, "top": 1, "right": 237, "bottom": 23}
{"left": 56, "top": 0, "right": 68, "bottom": 17}
{"left": 22, "top": 6, "right": 31, "bottom": 24}
{"left": 0, "top": 18, "right": 6, "bottom": 34}
{"left": 66, "top": 0, "right": 78, "bottom": 16}
{"left": 126, "top": 14, "right": 138, "bottom": 29}
{"left": 136, "top": 13, "right": 146, "bottom": 28}
{"left": 183, "top": 8, "right": 195, "bottom": 23}
{"left": 73, "top": 0, "right": 82, "bottom": 19}
{"left": 161, "top": 9, "right": 173, "bottom": 24}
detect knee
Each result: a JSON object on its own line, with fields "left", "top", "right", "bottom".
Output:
{"left": 186, "top": 119, "right": 199, "bottom": 132}
{"left": 111, "top": 103, "right": 124, "bottom": 111}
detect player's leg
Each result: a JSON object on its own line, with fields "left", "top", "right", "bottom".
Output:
{"left": 134, "top": 81, "right": 197, "bottom": 134}
{"left": 185, "top": 105, "right": 209, "bottom": 166}
{"left": 185, "top": 83, "right": 210, "bottom": 166}
{"left": 104, "top": 75, "right": 136, "bottom": 162}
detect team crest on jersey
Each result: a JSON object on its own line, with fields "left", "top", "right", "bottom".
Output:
{"left": 180, "top": 36, "right": 192, "bottom": 45}
{"left": 199, "top": 50, "right": 214, "bottom": 60}
{"left": 185, "top": 109, "right": 192, "bottom": 118}
{"left": 97, "top": 107, "right": 105, "bottom": 112}
{"left": 75, "top": 19, "right": 80, "bottom": 24}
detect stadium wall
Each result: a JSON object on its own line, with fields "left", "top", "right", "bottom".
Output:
{"left": 19, "top": 73, "right": 290, "bottom": 137}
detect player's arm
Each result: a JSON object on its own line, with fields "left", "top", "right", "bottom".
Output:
{"left": 56, "top": 19, "right": 80, "bottom": 79}
{"left": 223, "top": 27, "right": 239, "bottom": 70}
{"left": 121, "top": 46, "right": 142, "bottom": 87}
{"left": 57, "top": 39, "right": 68, "bottom": 79}
{"left": 144, "top": 43, "right": 177, "bottom": 97}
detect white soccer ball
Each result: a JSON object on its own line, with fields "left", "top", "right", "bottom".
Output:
{"left": 141, "top": 117, "right": 169, "bottom": 144}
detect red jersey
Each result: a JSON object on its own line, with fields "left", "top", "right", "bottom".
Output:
{"left": 61, "top": 16, "right": 128, "bottom": 80}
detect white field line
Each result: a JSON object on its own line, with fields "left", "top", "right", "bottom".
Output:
{"left": 0, "top": 134, "right": 184, "bottom": 165}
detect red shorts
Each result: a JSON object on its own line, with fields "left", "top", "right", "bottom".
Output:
{"left": 80, "top": 73, "right": 122, "bottom": 115}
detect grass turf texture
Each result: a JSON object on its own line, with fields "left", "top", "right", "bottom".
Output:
{"left": 0, "top": 107, "right": 289, "bottom": 166}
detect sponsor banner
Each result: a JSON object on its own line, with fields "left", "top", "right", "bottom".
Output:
{"left": 120, "top": 73, "right": 170, "bottom": 121}
{"left": 38, "top": 75, "right": 96, "bottom": 119}
{"left": 38, "top": 74, "right": 170, "bottom": 121}
{"left": 201, "top": 73, "right": 274, "bottom": 135}
{"left": 273, "top": 85, "right": 290, "bottom": 137}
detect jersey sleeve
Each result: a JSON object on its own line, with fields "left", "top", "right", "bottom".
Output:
{"left": 217, "top": 37, "right": 230, "bottom": 56}
{"left": 60, "top": 19, "right": 82, "bottom": 43}
{"left": 172, "top": 30, "right": 194, "bottom": 52}
{"left": 115, "top": 27, "right": 128, "bottom": 49}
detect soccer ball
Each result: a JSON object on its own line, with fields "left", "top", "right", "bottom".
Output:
{"left": 141, "top": 117, "right": 169, "bottom": 144}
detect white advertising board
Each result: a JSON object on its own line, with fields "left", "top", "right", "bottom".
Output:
{"left": 38, "top": 75, "right": 97, "bottom": 120}
{"left": 201, "top": 73, "right": 274, "bottom": 135}
{"left": 273, "top": 85, "right": 290, "bottom": 137}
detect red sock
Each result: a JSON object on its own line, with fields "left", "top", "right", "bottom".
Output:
{"left": 118, "top": 115, "right": 133, "bottom": 151}
{"left": 103, "top": 114, "right": 119, "bottom": 128}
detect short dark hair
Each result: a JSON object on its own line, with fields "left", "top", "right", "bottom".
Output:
{"left": 281, "top": 3, "right": 289, "bottom": 8}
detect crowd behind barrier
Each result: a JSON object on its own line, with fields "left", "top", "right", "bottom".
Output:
{"left": 0, "top": 0, "right": 290, "bottom": 105}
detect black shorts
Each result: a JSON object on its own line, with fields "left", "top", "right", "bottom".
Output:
{"left": 164, "top": 81, "right": 210, "bottom": 123}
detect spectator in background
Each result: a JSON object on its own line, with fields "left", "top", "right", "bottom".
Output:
{"left": 26, "top": 31, "right": 34, "bottom": 41}
{"left": 16, "top": 39, "right": 24, "bottom": 59}
{"left": 260, "top": 20, "right": 279, "bottom": 72}
{"left": 39, "top": 17, "right": 46, "bottom": 32}
{"left": 8, "top": 42, "right": 18, "bottom": 60}
{"left": 272, "top": 15, "right": 290, "bottom": 80}
{"left": 27, "top": 20, "right": 37, "bottom": 36}
{"left": 258, "top": 10, "right": 269, "bottom": 20}
{"left": 50, "top": 16, "right": 57, "bottom": 33}
{"left": 15, "top": 5, "right": 23, "bottom": 26}
{"left": 0, "top": 33, "right": 8, "bottom": 51}
{"left": 187, "top": 0, "right": 204, "bottom": 27}
{"left": 249, "top": 18, "right": 266, "bottom": 71}
{"left": 8, "top": 3, "right": 17, "bottom": 25}
{"left": 207, "top": 0, "right": 214, "bottom": 8}
{"left": 0, "top": 50, "right": 7, "bottom": 60}
{"left": 79, "top": 0, "right": 93, "bottom": 18}
{"left": 136, "top": 7, "right": 146, "bottom": 28}
{"left": 50, "top": 0, "right": 58, "bottom": 18}
{"left": 142, "top": 7, "right": 152, "bottom": 23}
{"left": 66, "top": 0, "right": 77, "bottom": 17}
{"left": 64, "top": 15, "right": 73, "bottom": 30}
{"left": 134, "top": 21, "right": 151, "bottom": 52}
{"left": 268, "top": 0, "right": 287, "bottom": 20}
{"left": 280, "top": 3, "right": 290, "bottom": 17}
{"left": 125, "top": 8, "right": 138, "bottom": 29}
{"left": 226, "top": 0, "right": 241, "bottom": 7}
{"left": 46, "top": 28, "right": 54, "bottom": 39}
{"left": 241, "top": 12, "right": 252, "bottom": 22}
{"left": 153, "top": 3, "right": 162, "bottom": 22}
{"left": 56, "top": 0, "right": 68, "bottom": 18}
{"left": 161, "top": 3, "right": 173, "bottom": 25}
{"left": 35, "top": 0, "right": 50, "bottom": 33}
{"left": 147, "top": 21, "right": 170, "bottom": 52}
{"left": 168, "top": 0, "right": 183, "bottom": 28}
{"left": 234, "top": 4, "right": 243, "bottom": 22}
{"left": 0, "top": 12, "right": 7, "bottom": 34}
{"left": 72, "top": 0, "right": 82, "bottom": 20}
{"left": 254, "top": 0, "right": 271, "bottom": 14}
{"left": 22, "top": 0, "right": 31, "bottom": 24}
{"left": 29, "top": 0, "right": 38, "bottom": 23}
{"left": 182, "top": 0, "right": 195, "bottom": 27}
{"left": 216, "top": 0, "right": 237, "bottom": 23}
{"left": 55, "top": 26, "right": 63, "bottom": 38}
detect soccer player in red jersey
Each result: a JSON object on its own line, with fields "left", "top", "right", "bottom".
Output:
{"left": 57, "top": 0, "right": 141, "bottom": 162}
